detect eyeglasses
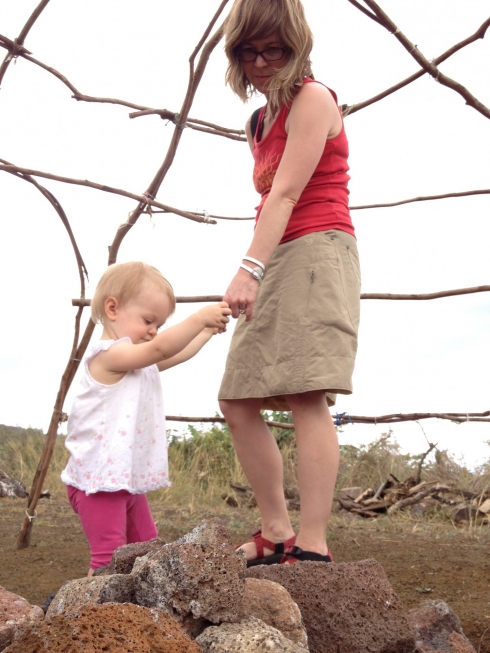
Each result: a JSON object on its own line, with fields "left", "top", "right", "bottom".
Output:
{"left": 235, "top": 47, "right": 290, "bottom": 62}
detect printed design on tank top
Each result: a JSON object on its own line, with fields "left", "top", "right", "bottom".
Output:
{"left": 253, "top": 151, "right": 283, "bottom": 195}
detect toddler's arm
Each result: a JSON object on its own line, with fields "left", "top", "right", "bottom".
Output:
{"left": 158, "top": 327, "right": 216, "bottom": 371}
{"left": 95, "top": 303, "right": 230, "bottom": 376}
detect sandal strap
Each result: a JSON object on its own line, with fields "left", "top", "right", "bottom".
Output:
{"left": 252, "top": 529, "right": 296, "bottom": 558}
{"left": 282, "top": 545, "right": 333, "bottom": 564}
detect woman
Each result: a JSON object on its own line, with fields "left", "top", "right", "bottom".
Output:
{"left": 219, "top": 0, "right": 361, "bottom": 565}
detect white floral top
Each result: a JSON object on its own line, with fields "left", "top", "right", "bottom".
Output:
{"left": 61, "top": 338, "right": 170, "bottom": 495}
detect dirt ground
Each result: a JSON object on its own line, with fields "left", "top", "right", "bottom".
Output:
{"left": 1, "top": 495, "right": 489, "bottom": 652}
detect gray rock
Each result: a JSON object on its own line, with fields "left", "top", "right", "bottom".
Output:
{"left": 133, "top": 518, "right": 245, "bottom": 628}
{"left": 104, "top": 537, "right": 166, "bottom": 575}
{"left": 196, "top": 616, "right": 306, "bottom": 652}
{"left": 0, "top": 471, "right": 27, "bottom": 499}
{"left": 408, "top": 599, "right": 476, "bottom": 652}
{"left": 240, "top": 578, "right": 307, "bottom": 648}
{"left": 0, "top": 586, "right": 44, "bottom": 651}
{"left": 247, "top": 558, "right": 414, "bottom": 653}
{"left": 46, "top": 574, "right": 135, "bottom": 616}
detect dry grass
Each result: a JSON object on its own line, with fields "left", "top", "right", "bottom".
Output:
{"left": 1, "top": 421, "right": 489, "bottom": 525}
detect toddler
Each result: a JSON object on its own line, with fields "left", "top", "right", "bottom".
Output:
{"left": 61, "top": 261, "right": 230, "bottom": 574}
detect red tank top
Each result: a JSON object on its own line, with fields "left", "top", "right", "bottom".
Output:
{"left": 253, "top": 78, "right": 355, "bottom": 243}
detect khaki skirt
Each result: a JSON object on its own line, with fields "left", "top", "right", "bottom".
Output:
{"left": 218, "top": 229, "right": 361, "bottom": 409}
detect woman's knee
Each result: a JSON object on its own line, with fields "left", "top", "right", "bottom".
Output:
{"left": 219, "top": 398, "right": 262, "bottom": 430}
{"left": 286, "top": 390, "right": 328, "bottom": 414}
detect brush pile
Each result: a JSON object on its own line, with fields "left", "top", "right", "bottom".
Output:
{"left": 337, "top": 475, "right": 490, "bottom": 523}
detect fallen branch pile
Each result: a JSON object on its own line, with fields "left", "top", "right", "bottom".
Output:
{"left": 222, "top": 482, "right": 300, "bottom": 511}
{"left": 338, "top": 475, "right": 490, "bottom": 523}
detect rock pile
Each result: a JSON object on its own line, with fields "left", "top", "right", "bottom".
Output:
{"left": 0, "top": 518, "right": 477, "bottom": 652}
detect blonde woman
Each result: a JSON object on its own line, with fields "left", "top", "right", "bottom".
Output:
{"left": 219, "top": 0, "right": 361, "bottom": 565}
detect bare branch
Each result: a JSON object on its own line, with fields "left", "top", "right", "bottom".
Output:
{"left": 0, "top": 158, "right": 88, "bottom": 292}
{"left": 351, "top": 189, "right": 490, "bottom": 210}
{"left": 0, "top": 164, "right": 216, "bottom": 225}
{"left": 0, "top": 33, "right": 31, "bottom": 55}
{"left": 361, "top": 285, "right": 490, "bottom": 301}
{"left": 187, "top": 117, "right": 244, "bottom": 135}
{"left": 343, "top": 17, "right": 490, "bottom": 116}
{"left": 0, "top": 0, "right": 51, "bottom": 85}
{"left": 345, "top": 0, "right": 382, "bottom": 25}
{"left": 355, "top": 0, "right": 490, "bottom": 119}
{"left": 108, "top": 16, "right": 228, "bottom": 264}
{"left": 166, "top": 411, "right": 490, "bottom": 429}
{"left": 17, "top": 305, "right": 86, "bottom": 549}
{"left": 72, "top": 284, "right": 490, "bottom": 308}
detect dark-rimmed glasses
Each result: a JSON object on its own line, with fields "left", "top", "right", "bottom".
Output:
{"left": 235, "top": 47, "right": 290, "bottom": 62}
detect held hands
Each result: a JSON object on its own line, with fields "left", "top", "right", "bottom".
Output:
{"left": 223, "top": 267, "right": 259, "bottom": 321}
{"left": 197, "top": 302, "right": 231, "bottom": 334}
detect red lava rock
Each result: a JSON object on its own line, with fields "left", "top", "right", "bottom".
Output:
{"left": 408, "top": 599, "right": 476, "bottom": 652}
{"left": 4, "top": 602, "right": 202, "bottom": 653}
{"left": 0, "top": 586, "right": 44, "bottom": 651}
{"left": 246, "top": 558, "right": 415, "bottom": 653}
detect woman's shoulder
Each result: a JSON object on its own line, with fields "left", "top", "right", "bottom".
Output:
{"left": 290, "top": 79, "right": 340, "bottom": 120}
{"left": 296, "top": 79, "right": 338, "bottom": 106}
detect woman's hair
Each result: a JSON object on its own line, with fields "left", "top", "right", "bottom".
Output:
{"left": 91, "top": 262, "right": 176, "bottom": 324}
{"left": 224, "top": 0, "right": 313, "bottom": 113}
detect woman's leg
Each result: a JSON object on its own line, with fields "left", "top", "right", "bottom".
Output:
{"left": 286, "top": 390, "right": 339, "bottom": 556}
{"left": 220, "top": 397, "right": 295, "bottom": 560}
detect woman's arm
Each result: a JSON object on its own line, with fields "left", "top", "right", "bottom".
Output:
{"left": 224, "top": 83, "right": 341, "bottom": 321}
{"left": 157, "top": 327, "right": 216, "bottom": 371}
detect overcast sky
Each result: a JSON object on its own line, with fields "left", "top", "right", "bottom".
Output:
{"left": 1, "top": 0, "right": 489, "bottom": 467}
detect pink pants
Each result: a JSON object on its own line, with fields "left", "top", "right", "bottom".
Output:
{"left": 67, "top": 485, "right": 158, "bottom": 570}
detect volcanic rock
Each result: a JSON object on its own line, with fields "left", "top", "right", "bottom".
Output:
{"left": 246, "top": 558, "right": 414, "bottom": 653}
{"left": 133, "top": 518, "right": 245, "bottom": 631}
{"left": 240, "top": 578, "right": 307, "bottom": 648}
{"left": 94, "top": 537, "right": 166, "bottom": 576}
{"left": 196, "top": 616, "right": 306, "bottom": 652}
{"left": 0, "top": 587, "right": 43, "bottom": 652}
{"left": 409, "top": 599, "right": 476, "bottom": 652}
{"left": 46, "top": 574, "right": 134, "bottom": 616}
{"left": 4, "top": 602, "right": 202, "bottom": 653}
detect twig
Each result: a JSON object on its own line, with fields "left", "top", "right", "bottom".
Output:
{"left": 387, "top": 484, "right": 451, "bottom": 514}
{"left": 356, "top": 0, "right": 490, "bottom": 120}
{"left": 165, "top": 411, "right": 490, "bottom": 429}
{"left": 0, "top": 165, "right": 216, "bottom": 225}
{"left": 342, "top": 17, "right": 490, "bottom": 116}
{"left": 414, "top": 443, "right": 437, "bottom": 484}
{"left": 72, "top": 284, "right": 490, "bottom": 307}
{"left": 107, "top": 7, "right": 229, "bottom": 264}
{"left": 351, "top": 189, "right": 490, "bottom": 210}
{"left": 0, "top": 0, "right": 51, "bottom": 85}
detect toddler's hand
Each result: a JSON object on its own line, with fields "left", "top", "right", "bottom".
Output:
{"left": 198, "top": 302, "right": 231, "bottom": 333}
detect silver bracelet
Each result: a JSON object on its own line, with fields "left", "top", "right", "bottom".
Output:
{"left": 240, "top": 263, "right": 264, "bottom": 283}
{"left": 242, "top": 256, "right": 265, "bottom": 271}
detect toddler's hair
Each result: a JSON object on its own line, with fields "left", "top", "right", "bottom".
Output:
{"left": 91, "top": 262, "right": 176, "bottom": 324}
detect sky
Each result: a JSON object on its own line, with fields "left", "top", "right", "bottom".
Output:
{"left": 1, "top": 0, "right": 489, "bottom": 468}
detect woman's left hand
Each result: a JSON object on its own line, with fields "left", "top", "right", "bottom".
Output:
{"left": 224, "top": 268, "right": 259, "bottom": 321}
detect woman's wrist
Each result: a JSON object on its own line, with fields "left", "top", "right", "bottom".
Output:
{"left": 242, "top": 255, "right": 265, "bottom": 270}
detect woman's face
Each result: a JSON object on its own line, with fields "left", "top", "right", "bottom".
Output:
{"left": 236, "top": 32, "right": 291, "bottom": 95}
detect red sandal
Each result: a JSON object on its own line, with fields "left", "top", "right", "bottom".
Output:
{"left": 239, "top": 529, "right": 297, "bottom": 568}
{"left": 280, "top": 545, "right": 334, "bottom": 565}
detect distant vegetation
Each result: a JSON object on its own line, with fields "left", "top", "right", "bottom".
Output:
{"left": 1, "top": 417, "right": 489, "bottom": 515}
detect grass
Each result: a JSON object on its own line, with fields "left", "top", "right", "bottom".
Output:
{"left": 1, "top": 418, "right": 490, "bottom": 524}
